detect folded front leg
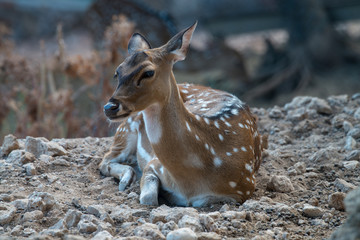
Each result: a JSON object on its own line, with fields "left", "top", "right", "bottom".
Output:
{"left": 140, "top": 159, "right": 161, "bottom": 205}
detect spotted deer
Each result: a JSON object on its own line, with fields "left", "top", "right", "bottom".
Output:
{"left": 100, "top": 22, "right": 266, "bottom": 207}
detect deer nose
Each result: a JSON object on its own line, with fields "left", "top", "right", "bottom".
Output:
{"left": 104, "top": 102, "right": 120, "bottom": 117}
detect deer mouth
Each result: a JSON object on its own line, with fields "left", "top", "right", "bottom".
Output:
{"left": 106, "top": 112, "right": 131, "bottom": 121}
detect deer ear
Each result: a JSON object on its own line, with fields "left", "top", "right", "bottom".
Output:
{"left": 165, "top": 21, "right": 197, "bottom": 63}
{"left": 128, "top": 33, "right": 151, "bottom": 55}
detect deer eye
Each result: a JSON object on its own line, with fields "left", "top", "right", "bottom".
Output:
{"left": 137, "top": 70, "right": 154, "bottom": 86}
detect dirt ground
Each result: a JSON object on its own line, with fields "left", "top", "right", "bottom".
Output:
{"left": 0, "top": 93, "right": 360, "bottom": 239}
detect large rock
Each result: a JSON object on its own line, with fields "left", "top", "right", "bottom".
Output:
{"left": 329, "top": 187, "right": 360, "bottom": 240}
{"left": 1, "top": 134, "right": 20, "bottom": 156}
{"left": 333, "top": 178, "right": 357, "bottom": 193}
{"left": 25, "top": 137, "right": 67, "bottom": 158}
{"left": 6, "top": 150, "right": 36, "bottom": 165}
{"left": 328, "top": 192, "right": 346, "bottom": 211}
{"left": 302, "top": 204, "right": 324, "bottom": 218}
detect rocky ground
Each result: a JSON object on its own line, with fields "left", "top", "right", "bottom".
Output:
{"left": 0, "top": 94, "right": 360, "bottom": 240}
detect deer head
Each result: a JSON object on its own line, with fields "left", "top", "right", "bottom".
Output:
{"left": 104, "top": 22, "right": 198, "bottom": 121}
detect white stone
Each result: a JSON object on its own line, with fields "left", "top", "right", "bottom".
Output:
{"left": 343, "top": 161, "right": 359, "bottom": 170}
{"left": 267, "top": 175, "right": 294, "bottom": 193}
{"left": 303, "top": 204, "right": 324, "bottom": 218}
{"left": 166, "top": 228, "right": 197, "bottom": 240}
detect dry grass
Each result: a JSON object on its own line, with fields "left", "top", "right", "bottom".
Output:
{"left": 0, "top": 15, "right": 135, "bottom": 144}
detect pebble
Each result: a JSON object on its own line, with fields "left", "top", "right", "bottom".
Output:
{"left": 0, "top": 202, "right": 16, "bottom": 225}
{"left": 178, "top": 215, "right": 202, "bottom": 232}
{"left": 27, "top": 191, "right": 57, "bottom": 212}
{"left": 342, "top": 161, "right": 359, "bottom": 170}
{"left": 91, "top": 230, "right": 113, "bottom": 240}
{"left": 199, "top": 214, "right": 218, "bottom": 232}
{"left": 343, "top": 121, "right": 353, "bottom": 133}
{"left": 345, "top": 136, "right": 356, "bottom": 151}
{"left": 328, "top": 192, "right": 346, "bottom": 211}
{"left": 303, "top": 204, "right": 324, "bottom": 218}
{"left": 196, "top": 232, "right": 221, "bottom": 240}
{"left": 46, "top": 141, "right": 68, "bottom": 156}
{"left": 134, "top": 223, "right": 165, "bottom": 240}
{"left": 294, "top": 162, "right": 306, "bottom": 174}
{"left": 345, "top": 150, "right": 360, "bottom": 161}
{"left": 6, "top": 150, "right": 36, "bottom": 165}
{"left": 150, "top": 205, "right": 199, "bottom": 223}
{"left": 354, "top": 108, "right": 360, "bottom": 120}
{"left": 269, "top": 106, "right": 283, "bottom": 119}
{"left": 23, "top": 210, "right": 44, "bottom": 222}
{"left": 159, "top": 221, "right": 178, "bottom": 236}
{"left": 10, "top": 225, "right": 23, "bottom": 236}
{"left": 267, "top": 175, "right": 294, "bottom": 193}
{"left": 347, "top": 128, "right": 360, "bottom": 139}
{"left": 333, "top": 178, "right": 357, "bottom": 192}
{"left": 11, "top": 199, "right": 29, "bottom": 210}
{"left": 24, "top": 163, "right": 37, "bottom": 176}
{"left": 77, "top": 214, "right": 98, "bottom": 234}
{"left": 64, "top": 209, "right": 82, "bottom": 228}
{"left": 1, "top": 134, "right": 20, "bottom": 155}
{"left": 166, "top": 228, "right": 197, "bottom": 240}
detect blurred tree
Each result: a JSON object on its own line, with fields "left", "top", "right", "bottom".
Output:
{"left": 245, "top": 0, "right": 359, "bottom": 101}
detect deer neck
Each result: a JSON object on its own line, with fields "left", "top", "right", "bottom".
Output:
{"left": 142, "top": 71, "right": 191, "bottom": 169}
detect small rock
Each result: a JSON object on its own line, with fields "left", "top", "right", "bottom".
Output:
{"left": 328, "top": 192, "right": 346, "bottom": 211}
{"left": 334, "top": 178, "right": 357, "bottom": 192}
{"left": 345, "top": 150, "right": 360, "bottom": 161}
{"left": 23, "top": 163, "right": 37, "bottom": 176}
{"left": 294, "top": 162, "right": 306, "bottom": 174}
{"left": 347, "top": 128, "right": 360, "bottom": 139}
{"left": 267, "top": 175, "right": 294, "bottom": 193}
{"left": 110, "top": 204, "right": 147, "bottom": 223}
{"left": 160, "top": 221, "right": 178, "bottom": 236}
{"left": 11, "top": 199, "right": 29, "bottom": 210}
{"left": 308, "top": 98, "right": 332, "bottom": 114}
{"left": 64, "top": 235, "right": 87, "bottom": 240}
{"left": 331, "top": 114, "right": 347, "bottom": 128}
{"left": 134, "top": 223, "right": 165, "bottom": 240}
{"left": 178, "top": 215, "right": 202, "bottom": 232}
{"left": 304, "top": 172, "right": 319, "bottom": 178}
{"left": 343, "top": 161, "right": 359, "bottom": 170}
{"left": 23, "top": 227, "right": 37, "bottom": 237}
{"left": 150, "top": 205, "right": 199, "bottom": 223}
{"left": 6, "top": 150, "right": 36, "bottom": 165}
{"left": 27, "top": 191, "right": 57, "bottom": 212}
{"left": 10, "top": 225, "right": 23, "bottom": 236}
{"left": 166, "top": 228, "right": 197, "bottom": 240}
{"left": 343, "top": 121, "right": 353, "bottom": 133}
{"left": 91, "top": 230, "right": 113, "bottom": 240}
{"left": 310, "top": 219, "right": 327, "bottom": 226}
{"left": 345, "top": 136, "right": 356, "bottom": 151}
{"left": 354, "top": 108, "right": 360, "bottom": 120}
{"left": 199, "top": 214, "right": 218, "bottom": 233}
{"left": 309, "top": 148, "right": 341, "bottom": 162}
{"left": 219, "top": 204, "right": 230, "bottom": 213}
{"left": 268, "top": 106, "right": 283, "bottom": 119}
{"left": 303, "top": 204, "right": 324, "bottom": 218}
{"left": 77, "top": 214, "right": 98, "bottom": 234}
{"left": 46, "top": 141, "right": 68, "bottom": 156}
{"left": 25, "top": 136, "right": 48, "bottom": 158}
{"left": 23, "top": 210, "right": 44, "bottom": 222}
{"left": 64, "top": 209, "right": 82, "bottom": 228}
{"left": 0, "top": 194, "right": 12, "bottom": 202}
{"left": 196, "top": 232, "right": 221, "bottom": 240}
{"left": 0, "top": 202, "right": 16, "bottom": 225}
{"left": 1, "top": 134, "right": 20, "bottom": 156}
{"left": 87, "top": 204, "right": 107, "bottom": 218}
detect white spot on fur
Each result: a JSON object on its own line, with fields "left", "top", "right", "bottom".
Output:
{"left": 195, "top": 134, "right": 200, "bottom": 141}
{"left": 246, "top": 177, "right": 250, "bottom": 182}
{"left": 246, "top": 191, "right": 250, "bottom": 195}
{"left": 241, "top": 146, "right": 247, "bottom": 152}
{"left": 181, "top": 89, "right": 189, "bottom": 94}
{"left": 210, "top": 147, "right": 216, "bottom": 155}
{"left": 225, "top": 121, "right": 232, "bottom": 127}
{"left": 185, "top": 121, "right": 191, "bottom": 132}
{"left": 213, "top": 157, "right": 222, "bottom": 167}
{"left": 231, "top": 109, "right": 239, "bottom": 115}
{"left": 188, "top": 154, "right": 204, "bottom": 168}
{"left": 204, "top": 118, "right": 210, "bottom": 125}
{"left": 238, "top": 123, "right": 244, "bottom": 128}
{"left": 229, "top": 181, "right": 237, "bottom": 188}
{"left": 237, "top": 191, "right": 243, "bottom": 195}
{"left": 214, "top": 121, "right": 220, "bottom": 129}
{"left": 245, "top": 163, "right": 253, "bottom": 173}
{"left": 226, "top": 152, "right": 232, "bottom": 156}
{"left": 187, "top": 94, "right": 194, "bottom": 99}
{"left": 218, "top": 134, "right": 224, "bottom": 141}
{"left": 233, "top": 148, "right": 238, "bottom": 152}
{"left": 205, "top": 143, "right": 209, "bottom": 150}
{"left": 195, "top": 115, "right": 201, "bottom": 121}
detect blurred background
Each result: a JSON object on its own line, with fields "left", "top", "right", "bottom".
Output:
{"left": 1, "top": 0, "right": 360, "bottom": 142}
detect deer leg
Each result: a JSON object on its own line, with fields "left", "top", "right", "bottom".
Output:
{"left": 139, "top": 160, "right": 161, "bottom": 205}
{"left": 99, "top": 121, "right": 138, "bottom": 191}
